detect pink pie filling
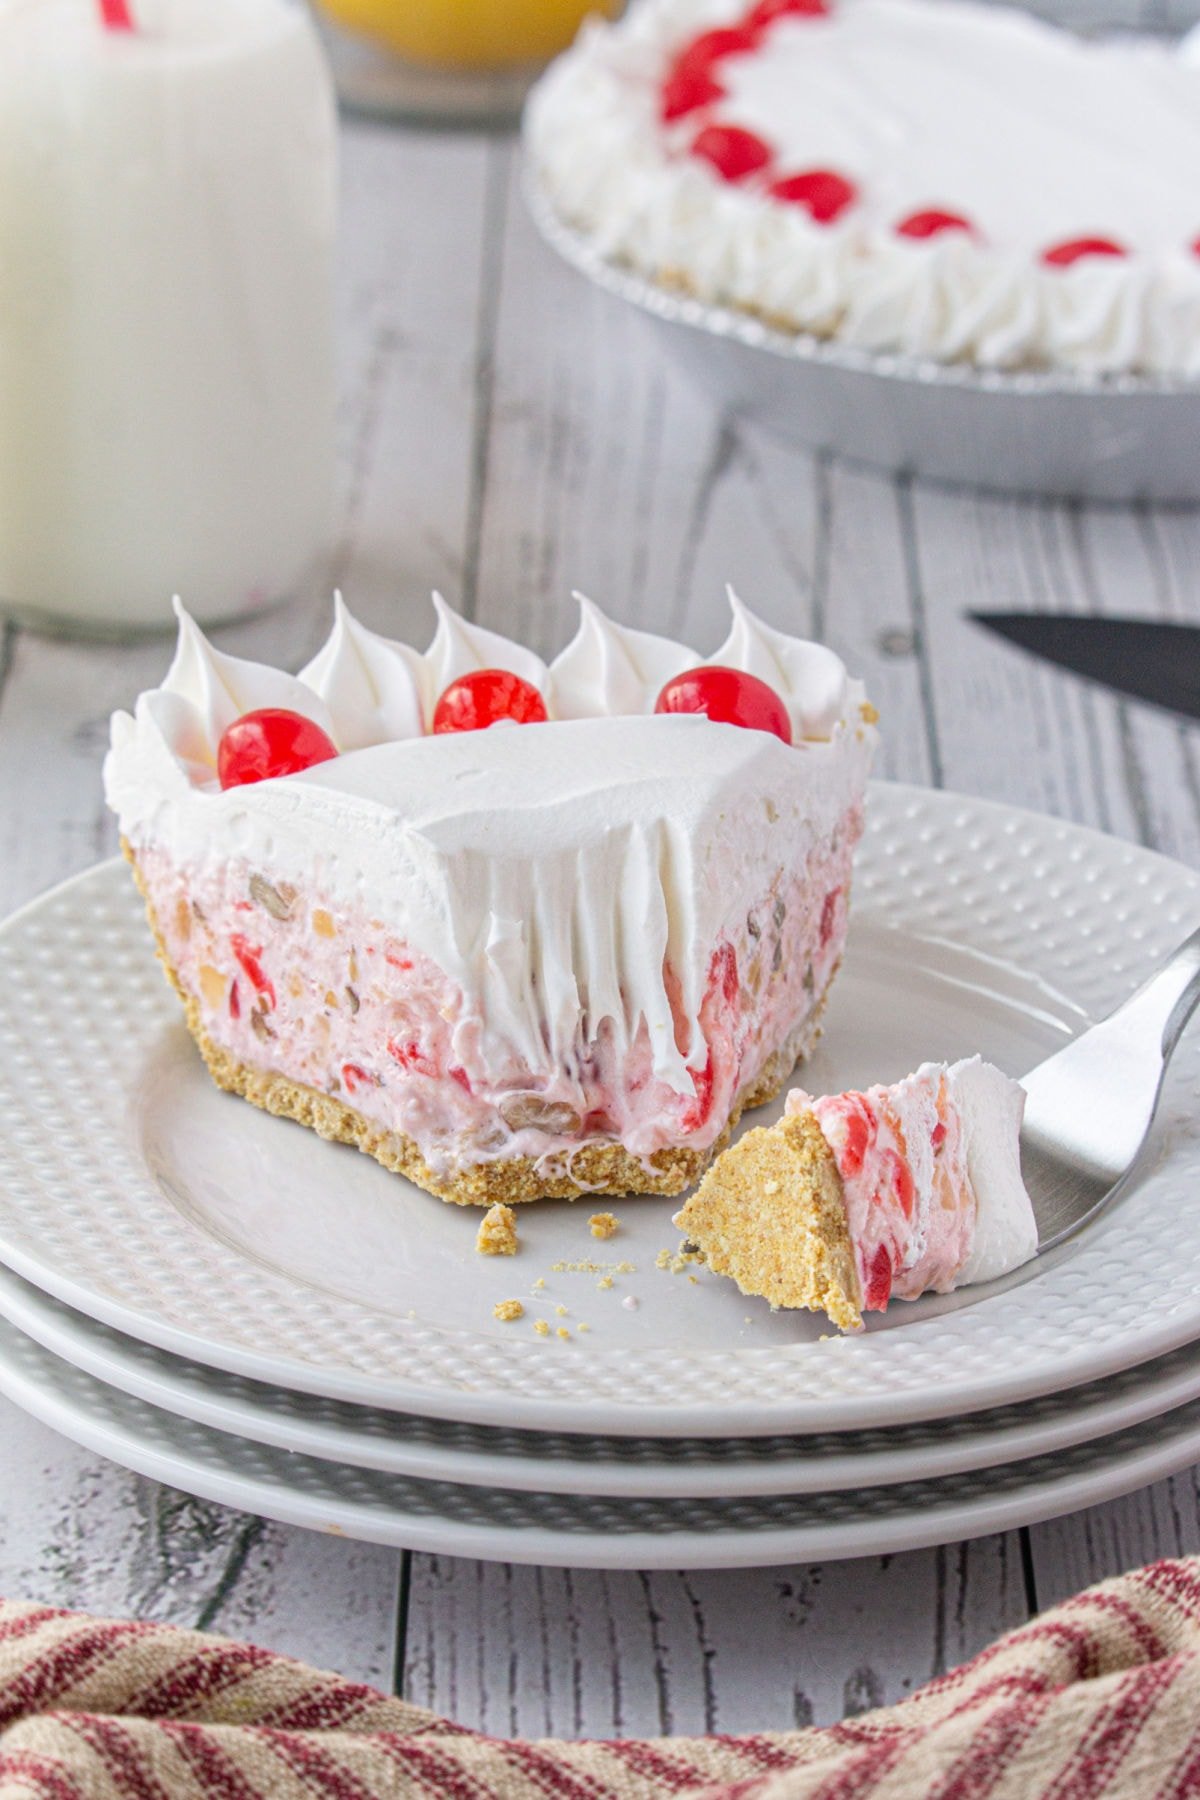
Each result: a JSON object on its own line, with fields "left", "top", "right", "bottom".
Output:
{"left": 794, "top": 1066, "right": 976, "bottom": 1311}
{"left": 138, "top": 804, "right": 862, "bottom": 1182}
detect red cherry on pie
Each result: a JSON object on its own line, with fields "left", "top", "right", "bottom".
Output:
{"left": 1041, "top": 236, "right": 1127, "bottom": 268}
{"left": 746, "top": 0, "right": 830, "bottom": 24}
{"left": 662, "top": 64, "right": 726, "bottom": 121}
{"left": 678, "top": 25, "right": 760, "bottom": 69}
{"left": 217, "top": 709, "right": 338, "bottom": 790}
{"left": 692, "top": 124, "right": 774, "bottom": 183}
{"left": 897, "top": 209, "right": 974, "bottom": 240}
{"left": 432, "top": 668, "right": 548, "bottom": 734}
{"left": 655, "top": 665, "right": 793, "bottom": 744}
{"left": 769, "top": 169, "right": 857, "bottom": 223}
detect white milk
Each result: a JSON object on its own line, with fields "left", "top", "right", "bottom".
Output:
{"left": 0, "top": 0, "right": 337, "bottom": 634}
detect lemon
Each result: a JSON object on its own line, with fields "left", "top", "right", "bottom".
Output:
{"left": 314, "top": 0, "right": 620, "bottom": 70}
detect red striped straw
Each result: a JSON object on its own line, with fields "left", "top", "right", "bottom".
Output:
{"left": 98, "top": 0, "right": 136, "bottom": 29}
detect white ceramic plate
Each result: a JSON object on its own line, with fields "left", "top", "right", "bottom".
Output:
{"left": 5, "top": 1260, "right": 1200, "bottom": 1499}
{"left": 4, "top": 1308, "right": 1200, "bottom": 1569}
{"left": 525, "top": 179, "right": 1200, "bottom": 503}
{"left": 0, "top": 783, "right": 1197, "bottom": 1438}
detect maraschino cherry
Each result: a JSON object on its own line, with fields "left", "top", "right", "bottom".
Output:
{"left": 896, "top": 209, "right": 974, "bottom": 240}
{"left": 662, "top": 64, "right": 726, "bottom": 121}
{"left": 692, "top": 124, "right": 773, "bottom": 183}
{"left": 217, "top": 709, "right": 338, "bottom": 790}
{"left": 655, "top": 666, "right": 793, "bottom": 744}
{"left": 769, "top": 169, "right": 857, "bottom": 224}
{"left": 679, "top": 24, "right": 760, "bottom": 68}
{"left": 746, "top": 0, "right": 829, "bottom": 23}
{"left": 432, "top": 668, "right": 548, "bottom": 734}
{"left": 1041, "top": 237, "right": 1127, "bottom": 268}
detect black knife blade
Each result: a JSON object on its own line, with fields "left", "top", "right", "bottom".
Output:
{"left": 971, "top": 615, "right": 1200, "bottom": 723}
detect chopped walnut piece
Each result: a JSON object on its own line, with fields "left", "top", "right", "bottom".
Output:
{"left": 493, "top": 1299, "right": 524, "bottom": 1323}
{"left": 475, "top": 1203, "right": 519, "bottom": 1257}
{"left": 588, "top": 1211, "right": 619, "bottom": 1240}
{"left": 250, "top": 874, "right": 297, "bottom": 920}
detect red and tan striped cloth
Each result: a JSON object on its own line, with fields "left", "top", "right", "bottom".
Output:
{"left": 3, "top": 1556, "right": 1200, "bottom": 1797}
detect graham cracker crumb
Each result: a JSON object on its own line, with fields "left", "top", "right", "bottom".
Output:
{"left": 578, "top": 1322, "right": 591, "bottom": 1333}
{"left": 533, "top": 1319, "right": 550, "bottom": 1337}
{"left": 556, "top": 1326, "right": 571, "bottom": 1341}
{"left": 534, "top": 1277, "right": 546, "bottom": 1289}
{"left": 589, "top": 1212, "right": 619, "bottom": 1240}
{"left": 554, "top": 1304, "right": 569, "bottom": 1317}
{"left": 597, "top": 1276, "right": 614, "bottom": 1291}
{"left": 476, "top": 1203, "right": 518, "bottom": 1257}
{"left": 493, "top": 1299, "right": 524, "bottom": 1322}
{"left": 656, "top": 1244, "right": 707, "bottom": 1275}
{"left": 551, "top": 1257, "right": 638, "bottom": 1275}
{"left": 860, "top": 701, "right": 880, "bottom": 726}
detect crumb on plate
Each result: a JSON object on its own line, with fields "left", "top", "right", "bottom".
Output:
{"left": 476, "top": 1203, "right": 518, "bottom": 1257}
{"left": 656, "top": 1243, "right": 706, "bottom": 1275}
{"left": 534, "top": 1319, "right": 550, "bottom": 1337}
{"left": 589, "top": 1211, "right": 619, "bottom": 1240}
{"left": 493, "top": 1299, "right": 524, "bottom": 1322}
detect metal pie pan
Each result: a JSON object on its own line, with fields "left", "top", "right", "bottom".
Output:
{"left": 526, "top": 177, "right": 1200, "bottom": 504}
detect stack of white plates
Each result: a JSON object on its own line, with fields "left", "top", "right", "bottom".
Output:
{"left": 1, "top": 784, "right": 1198, "bottom": 1570}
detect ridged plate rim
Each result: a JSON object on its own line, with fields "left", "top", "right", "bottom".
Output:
{"left": 4, "top": 1261, "right": 1200, "bottom": 1498}
{"left": 3, "top": 1308, "right": 1200, "bottom": 1568}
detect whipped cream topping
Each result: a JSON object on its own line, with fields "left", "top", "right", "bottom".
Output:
{"left": 952, "top": 1055, "right": 1038, "bottom": 1285}
{"left": 526, "top": 0, "right": 1200, "bottom": 377}
{"left": 105, "top": 594, "right": 875, "bottom": 1099}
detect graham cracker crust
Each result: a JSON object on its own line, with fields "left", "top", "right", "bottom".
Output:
{"left": 125, "top": 841, "right": 834, "bottom": 1208}
{"left": 674, "top": 1109, "right": 862, "bottom": 1330}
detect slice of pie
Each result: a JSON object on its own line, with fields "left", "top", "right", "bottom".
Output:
{"left": 673, "top": 1057, "right": 1037, "bottom": 1327}
{"left": 104, "top": 590, "right": 876, "bottom": 1206}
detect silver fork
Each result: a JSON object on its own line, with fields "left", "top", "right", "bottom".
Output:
{"left": 1024, "top": 925, "right": 1200, "bottom": 1250}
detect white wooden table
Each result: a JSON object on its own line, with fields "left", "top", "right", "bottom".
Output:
{"left": 0, "top": 113, "right": 1198, "bottom": 1733}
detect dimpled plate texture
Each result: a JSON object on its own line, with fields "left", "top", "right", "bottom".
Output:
{"left": 4, "top": 1308, "right": 1200, "bottom": 1567}
{"left": 0, "top": 782, "right": 1197, "bottom": 1438}
{"left": 5, "top": 1261, "right": 1200, "bottom": 1499}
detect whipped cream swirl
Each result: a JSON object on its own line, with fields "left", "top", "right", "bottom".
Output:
{"left": 526, "top": 0, "right": 1200, "bottom": 378}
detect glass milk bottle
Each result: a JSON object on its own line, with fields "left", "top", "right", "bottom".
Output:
{"left": 0, "top": 0, "right": 337, "bottom": 637}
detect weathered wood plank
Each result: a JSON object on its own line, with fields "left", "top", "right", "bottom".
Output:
{"left": 402, "top": 1540, "right": 1028, "bottom": 1736}
{"left": 0, "top": 1398, "right": 401, "bottom": 1684}
{"left": 1028, "top": 1471, "right": 1200, "bottom": 1611}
